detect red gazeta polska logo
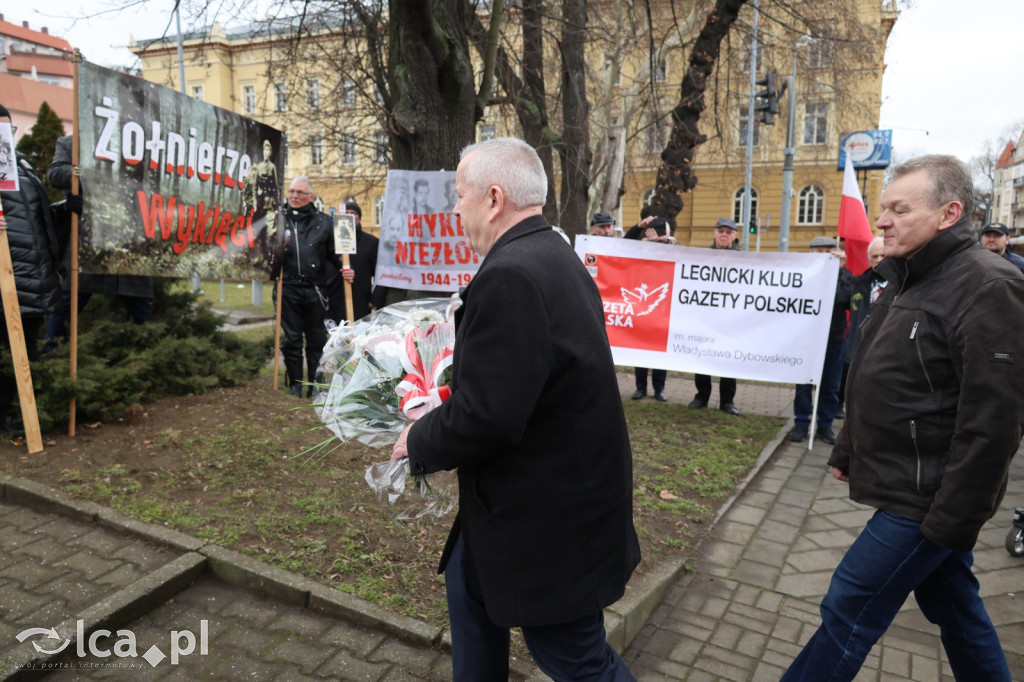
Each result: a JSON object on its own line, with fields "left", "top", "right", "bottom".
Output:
{"left": 588, "top": 254, "right": 673, "bottom": 351}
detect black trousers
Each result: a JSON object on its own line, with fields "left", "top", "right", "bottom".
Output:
{"left": 277, "top": 283, "right": 328, "bottom": 388}
{"left": 634, "top": 367, "right": 666, "bottom": 392}
{"left": 694, "top": 374, "right": 736, "bottom": 405}
{"left": 445, "top": 532, "right": 635, "bottom": 681}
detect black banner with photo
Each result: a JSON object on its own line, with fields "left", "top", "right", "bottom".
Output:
{"left": 76, "top": 61, "right": 286, "bottom": 278}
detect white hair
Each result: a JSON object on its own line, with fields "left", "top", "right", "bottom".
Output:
{"left": 867, "top": 236, "right": 883, "bottom": 260}
{"left": 459, "top": 137, "right": 547, "bottom": 209}
{"left": 290, "top": 175, "right": 314, "bottom": 192}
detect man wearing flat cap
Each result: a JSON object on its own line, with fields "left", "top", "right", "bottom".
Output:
{"left": 980, "top": 222, "right": 1024, "bottom": 274}
{"left": 589, "top": 211, "right": 616, "bottom": 237}
{"left": 689, "top": 217, "right": 742, "bottom": 414}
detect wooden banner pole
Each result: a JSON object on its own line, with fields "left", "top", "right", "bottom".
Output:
{"left": 68, "top": 52, "right": 81, "bottom": 436}
{"left": 342, "top": 255, "right": 354, "bottom": 323}
{"left": 272, "top": 276, "right": 283, "bottom": 390}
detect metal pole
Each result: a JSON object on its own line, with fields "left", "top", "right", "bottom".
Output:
{"left": 779, "top": 70, "right": 797, "bottom": 253}
{"left": 175, "top": 7, "right": 186, "bottom": 94}
{"left": 176, "top": 7, "right": 203, "bottom": 295}
{"left": 741, "top": 0, "right": 759, "bottom": 252}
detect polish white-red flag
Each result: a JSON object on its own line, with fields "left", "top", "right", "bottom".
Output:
{"left": 837, "top": 155, "right": 874, "bottom": 276}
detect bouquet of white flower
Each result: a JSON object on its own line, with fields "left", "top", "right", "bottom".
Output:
{"left": 310, "top": 298, "right": 460, "bottom": 520}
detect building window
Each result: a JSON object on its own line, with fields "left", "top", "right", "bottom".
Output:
{"left": 311, "top": 136, "right": 323, "bottom": 165}
{"left": 190, "top": 84, "right": 204, "bottom": 101}
{"left": 652, "top": 58, "right": 667, "bottom": 83}
{"left": 275, "top": 84, "right": 287, "bottom": 112}
{"left": 374, "top": 195, "right": 385, "bottom": 226}
{"left": 738, "top": 108, "right": 759, "bottom": 147}
{"left": 375, "top": 132, "right": 389, "bottom": 164}
{"left": 733, "top": 187, "right": 758, "bottom": 225}
{"left": 798, "top": 185, "right": 824, "bottom": 224}
{"left": 803, "top": 104, "right": 827, "bottom": 145}
{"left": 343, "top": 135, "right": 357, "bottom": 165}
{"left": 479, "top": 124, "right": 496, "bottom": 142}
{"left": 308, "top": 80, "right": 321, "bottom": 110}
{"left": 343, "top": 78, "right": 356, "bottom": 107}
{"left": 645, "top": 116, "right": 665, "bottom": 153}
{"left": 243, "top": 85, "right": 256, "bottom": 114}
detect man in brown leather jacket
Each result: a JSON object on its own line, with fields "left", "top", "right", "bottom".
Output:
{"left": 784, "top": 155, "right": 1024, "bottom": 681}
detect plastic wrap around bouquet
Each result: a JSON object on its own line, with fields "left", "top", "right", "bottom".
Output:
{"left": 313, "top": 297, "right": 460, "bottom": 521}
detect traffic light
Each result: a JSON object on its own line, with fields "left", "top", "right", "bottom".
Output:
{"left": 749, "top": 219, "right": 757, "bottom": 235}
{"left": 754, "top": 73, "right": 778, "bottom": 125}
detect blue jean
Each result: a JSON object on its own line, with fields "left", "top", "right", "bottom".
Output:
{"left": 446, "top": 532, "right": 635, "bottom": 681}
{"left": 782, "top": 510, "right": 1009, "bottom": 681}
{"left": 794, "top": 341, "right": 844, "bottom": 430}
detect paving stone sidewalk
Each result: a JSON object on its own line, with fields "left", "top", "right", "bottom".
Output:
{"left": 4, "top": 374, "right": 1021, "bottom": 680}
{"left": 622, "top": 429, "right": 1024, "bottom": 681}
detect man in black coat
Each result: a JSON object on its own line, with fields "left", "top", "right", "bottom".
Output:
{"left": 328, "top": 199, "right": 385, "bottom": 322}
{"left": 689, "top": 217, "right": 741, "bottom": 415}
{"left": 42, "top": 135, "right": 155, "bottom": 353}
{"left": 391, "top": 138, "right": 640, "bottom": 681}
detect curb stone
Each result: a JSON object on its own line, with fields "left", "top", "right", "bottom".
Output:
{"left": 0, "top": 414, "right": 793, "bottom": 679}
{"left": 4, "top": 553, "right": 207, "bottom": 680}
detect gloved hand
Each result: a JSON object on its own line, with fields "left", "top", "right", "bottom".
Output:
{"left": 65, "top": 193, "right": 83, "bottom": 215}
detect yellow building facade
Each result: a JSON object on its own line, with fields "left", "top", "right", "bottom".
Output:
{"left": 132, "top": 1, "right": 897, "bottom": 251}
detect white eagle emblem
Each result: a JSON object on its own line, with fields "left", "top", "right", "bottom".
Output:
{"left": 620, "top": 283, "right": 669, "bottom": 316}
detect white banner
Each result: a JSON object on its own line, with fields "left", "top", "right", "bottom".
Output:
{"left": 375, "top": 169, "right": 479, "bottom": 291}
{"left": 575, "top": 235, "right": 840, "bottom": 385}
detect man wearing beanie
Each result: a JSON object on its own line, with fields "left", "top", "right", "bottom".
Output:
{"left": 331, "top": 199, "right": 386, "bottom": 321}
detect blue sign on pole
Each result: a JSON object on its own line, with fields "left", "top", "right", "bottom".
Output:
{"left": 838, "top": 130, "right": 893, "bottom": 170}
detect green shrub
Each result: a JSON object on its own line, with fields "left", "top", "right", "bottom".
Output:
{"left": 1, "top": 279, "right": 272, "bottom": 432}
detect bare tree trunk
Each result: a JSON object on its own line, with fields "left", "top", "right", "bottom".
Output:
{"left": 521, "top": 0, "right": 559, "bottom": 223}
{"left": 470, "top": 0, "right": 559, "bottom": 224}
{"left": 387, "top": 1, "right": 478, "bottom": 171}
{"left": 558, "top": 0, "right": 591, "bottom": 235}
{"left": 649, "top": 0, "right": 747, "bottom": 228}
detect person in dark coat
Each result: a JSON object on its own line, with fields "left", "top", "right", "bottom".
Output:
{"left": 0, "top": 104, "right": 63, "bottom": 435}
{"left": 624, "top": 214, "right": 670, "bottom": 401}
{"left": 837, "top": 236, "right": 886, "bottom": 417}
{"left": 979, "top": 221, "right": 1024, "bottom": 274}
{"left": 689, "top": 217, "right": 741, "bottom": 415}
{"left": 42, "top": 135, "right": 154, "bottom": 353}
{"left": 391, "top": 137, "right": 640, "bottom": 681}
{"left": 327, "top": 199, "right": 386, "bottom": 322}
{"left": 788, "top": 236, "right": 852, "bottom": 445}
{"left": 278, "top": 176, "right": 344, "bottom": 397}
{"left": 783, "top": 155, "right": 1024, "bottom": 681}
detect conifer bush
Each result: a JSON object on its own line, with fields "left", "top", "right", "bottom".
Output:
{"left": 1, "top": 279, "right": 272, "bottom": 432}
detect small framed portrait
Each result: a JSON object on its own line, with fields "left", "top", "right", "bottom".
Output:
{"left": 333, "top": 212, "right": 357, "bottom": 254}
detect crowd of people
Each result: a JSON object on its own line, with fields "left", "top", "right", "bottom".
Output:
{"left": 3, "top": 98, "right": 1024, "bottom": 679}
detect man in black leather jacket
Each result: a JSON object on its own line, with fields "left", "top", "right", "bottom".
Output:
{"left": 784, "top": 155, "right": 1024, "bottom": 682}
{"left": 277, "top": 177, "right": 343, "bottom": 397}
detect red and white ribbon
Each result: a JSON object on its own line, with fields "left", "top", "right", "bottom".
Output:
{"left": 396, "top": 323, "right": 454, "bottom": 420}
